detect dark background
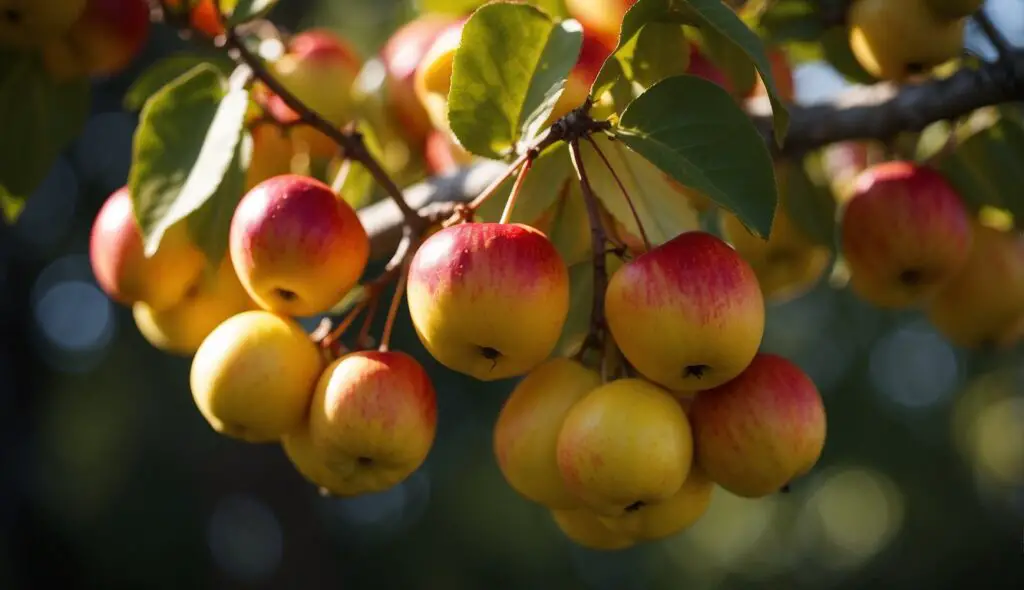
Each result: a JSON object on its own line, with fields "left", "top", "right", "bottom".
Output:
{"left": 1, "top": 1, "right": 1023, "bottom": 588}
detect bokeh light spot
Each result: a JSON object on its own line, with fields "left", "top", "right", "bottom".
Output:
{"left": 11, "top": 157, "right": 79, "bottom": 255}
{"left": 869, "top": 324, "right": 960, "bottom": 410}
{"left": 207, "top": 493, "right": 283, "bottom": 584}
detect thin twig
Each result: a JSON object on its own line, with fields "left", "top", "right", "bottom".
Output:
{"left": 379, "top": 258, "right": 413, "bottom": 353}
{"left": 973, "top": 9, "right": 1014, "bottom": 62}
{"left": 583, "top": 135, "right": 651, "bottom": 252}
{"left": 499, "top": 156, "right": 534, "bottom": 224}
{"left": 321, "top": 299, "right": 369, "bottom": 351}
{"left": 568, "top": 139, "right": 611, "bottom": 361}
{"left": 356, "top": 296, "right": 380, "bottom": 349}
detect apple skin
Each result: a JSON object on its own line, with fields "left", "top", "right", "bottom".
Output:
{"left": 189, "top": 310, "right": 325, "bottom": 443}
{"left": 41, "top": 0, "right": 150, "bottom": 81}
{"left": 298, "top": 350, "right": 437, "bottom": 496}
{"left": 840, "top": 161, "right": 973, "bottom": 309}
{"left": 89, "top": 186, "right": 207, "bottom": 312}
{"left": 547, "top": 33, "right": 611, "bottom": 125}
{"left": 0, "top": 0, "right": 86, "bottom": 48}
{"left": 598, "top": 465, "right": 714, "bottom": 541}
{"left": 848, "top": 0, "right": 966, "bottom": 82}
{"left": 605, "top": 231, "right": 765, "bottom": 392}
{"left": 164, "top": 0, "right": 226, "bottom": 37}
{"left": 556, "top": 378, "right": 694, "bottom": 517}
{"left": 245, "top": 124, "right": 296, "bottom": 191}
{"left": 927, "top": 222, "right": 1024, "bottom": 349}
{"left": 551, "top": 508, "right": 636, "bottom": 551}
{"left": 406, "top": 222, "right": 570, "bottom": 381}
{"left": 689, "top": 353, "right": 826, "bottom": 498}
{"left": 413, "top": 19, "right": 468, "bottom": 134}
{"left": 424, "top": 129, "right": 474, "bottom": 175}
{"left": 381, "top": 14, "right": 460, "bottom": 145}
{"left": 132, "top": 255, "right": 259, "bottom": 356}
{"left": 563, "top": 0, "right": 638, "bottom": 52}
{"left": 229, "top": 174, "right": 370, "bottom": 317}
{"left": 493, "top": 358, "right": 602, "bottom": 509}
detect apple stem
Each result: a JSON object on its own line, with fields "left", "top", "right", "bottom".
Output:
{"left": 378, "top": 261, "right": 411, "bottom": 353}
{"left": 320, "top": 298, "right": 369, "bottom": 353}
{"left": 583, "top": 135, "right": 652, "bottom": 253}
{"left": 568, "top": 138, "right": 611, "bottom": 359}
{"left": 357, "top": 295, "right": 381, "bottom": 350}
{"left": 210, "top": 0, "right": 425, "bottom": 231}
{"left": 498, "top": 154, "right": 534, "bottom": 224}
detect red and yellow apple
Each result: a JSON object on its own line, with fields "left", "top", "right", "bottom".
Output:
{"left": 605, "top": 231, "right": 765, "bottom": 392}
{"left": 689, "top": 353, "right": 827, "bottom": 498}
{"left": 41, "top": 0, "right": 150, "bottom": 81}
{"left": 405, "top": 222, "right": 570, "bottom": 381}
{"left": 551, "top": 508, "right": 636, "bottom": 551}
{"left": 0, "top": 0, "right": 86, "bottom": 48}
{"left": 598, "top": 466, "right": 715, "bottom": 541}
{"left": 229, "top": 174, "right": 370, "bottom": 317}
{"left": 245, "top": 123, "right": 297, "bottom": 191}
{"left": 839, "top": 161, "right": 973, "bottom": 309}
{"left": 563, "top": 0, "right": 637, "bottom": 52}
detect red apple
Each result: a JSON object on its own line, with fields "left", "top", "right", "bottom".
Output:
{"left": 229, "top": 174, "right": 370, "bottom": 317}
{"left": 41, "top": 0, "right": 150, "bottom": 80}
{"left": 604, "top": 231, "right": 765, "bottom": 392}
{"left": 548, "top": 32, "right": 612, "bottom": 124}
{"left": 164, "top": 0, "right": 225, "bottom": 37}
{"left": 405, "top": 222, "right": 570, "bottom": 381}
{"left": 840, "top": 161, "right": 973, "bottom": 309}
{"left": 564, "top": 0, "right": 638, "bottom": 52}
{"left": 689, "top": 353, "right": 827, "bottom": 498}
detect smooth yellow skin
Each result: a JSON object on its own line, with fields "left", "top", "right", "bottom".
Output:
{"left": 246, "top": 125, "right": 296, "bottom": 191}
{"left": 925, "top": 0, "right": 984, "bottom": 19}
{"left": 132, "top": 258, "right": 258, "bottom": 356}
{"left": 493, "top": 358, "right": 601, "bottom": 509}
{"left": 720, "top": 207, "right": 832, "bottom": 304}
{"left": 305, "top": 351, "right": 437, "bottom": 496}
{"left": 414, "top": 23, "right": 462, "bottom": 134}
{"left": 556, "top": 379, "right": 693, "bottom": 517}
{"left": 551, "top": 508, "right": 636, "bottom": 551}
{"left": 848, "top": 0, "right": 966, "bottom": 82}
{"left": 189, "top": 310, "right": 324, "bottom": 443}
{"left": 927, "top": 223, "right": 1024, "bottom": 349}
{"left": 598, "top": 466, "right": 714, "bottom": 541}
{"left": 0, "top": 0, "right": 85, "bottom": 48}
{"left": 283, "top": 426, "right": 350, "bottom": 495}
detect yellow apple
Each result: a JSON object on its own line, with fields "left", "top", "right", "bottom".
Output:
{"left": 689, "top": 353, "right": 827, "bottom": 498}
{"left": 551, "top": 507, "right": 636, "bottom": 551}
{"left": 131, "top": 256, "right": 258, "bottom": 356}
{"left": 556, "top": 378, "right": 693, "bottom": 517}
{"left": 605, "top": 231, "right": 765, "bottom": 392}
{"left": 0, "top": 0, "right": 86, "bottom": 48}
{"left": 406, "top": 222, "right": 570, "bottom": 381}
{"left": 493, "top": 358, "right": 601, "bottom": 509}
{"left": 598, "top": 466, "right": 715, "bottom": 541}
{"left": 927, "top": 222, "right": 1024, "bottom": 349}
{"left": 246, "top": 124, "right": 296, "bottom": 191}
{"left": 189, "top": 310, "right": 325, "bottom": 442}
{"left": 229, "top": 174, "right": 370, "bottom": 317}
{"left": 89, "top": 185, "right": 207, "bottom": 312}
{"left": 300, "top": 350, "right": 437, "bottom": 496}
{"left": 413, "top": 19, "right": 465, "bottom": 134}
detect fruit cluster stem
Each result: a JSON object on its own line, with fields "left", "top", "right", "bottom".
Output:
{"left": 583, "top": 135, "right": 651, "bottom": 253}
{"left": 568, "top": 139, "right": 611, "bottom": 359}
{"left": 498, "top": 155, "right": 534, "bottom": 224}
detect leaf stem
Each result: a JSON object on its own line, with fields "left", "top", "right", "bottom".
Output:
{"left": 568, "top": 138, "right": 610, "bottom": 360}
{"left": 499, "top": 155, "right": 534, "bottom": 224}
{"left": 583, "top": 135, "right": 652, "bottom": 252}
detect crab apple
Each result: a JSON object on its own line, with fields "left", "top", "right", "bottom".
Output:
{"left": 406, "top": 222, "right": 570, "bottom": 382}
{"left": 413, "top": 19, "right": 466, "bottom": 134}
{"left": 380, "top": 14, "right": 460, "bottom": 145}
{"left": 605, "top": 231, "right": 765, "bottom": 392}
{"left": 164, "top": 0, "right": 226, "bottom": 38}
{"left": 190, "top": 310, "right": 325, "bottom": 443}
{"left": 295, "top": 350, "right": 437, "bottom": 496}
{"left": 262, "top": 29, "right": 363, "bottom": 159}
{"left": 493, "top": 358, "right": 601, "bottom": 509}
{"left": 840, "top": 161, "right": 972, "bottom": 309}
{"left": 245, "top": 124, "right": 296, "bottom": 191}
{"left": 848, "top": 0, "right": 966, "bottom": 82}
{"left": 0, "top": 0, "right": 86, "bottom": 48}
{"left": 598, "top": 465, "right": 715, "bottom": 541}
{"left": 563, "top": 0, "right": 637, "bottom": 52}
{"left": 689, "top": 353, "right": 827, "bottom": 498}
{"left": 927, "top": 222, "right": 1024, "bottom": 350}
{"left": 229, "top": 174, "right": 370, "bottom": 317}
{"left": 89, "top": 186, "right": 207, "bottom": 312}
{"left": 547, "top": 33, "right": 611, "bottom": 126}
{"left": 132, "top": 256, "right": 258, "bottom": 356}
{"left": 551, "top": 508, "right": 636, "bottom": 551}
{"left": 556, "top": 378, "right": 694, "bottom": 518}
{"left": 424, "top": 129, "right": 474, "bottom": 175}
{"left": 41, "top": 0, "right": 150, "bottom": 81}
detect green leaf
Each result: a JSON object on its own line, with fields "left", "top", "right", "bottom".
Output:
{"left": 187, "top": 132, "right": 252, "bottom": 264}
{"left": 332, "top": 120, "right": 387, "bottom": 210}
{"left": 782, "top": 154, "right": 838, "bottom": 248}
{"left": 228, "top": 0, "right": 277, "bottom": 26}
{"left": 614, "top": 75, "right": 778, "bottom": 237}
{"left": 933, "top": 115, "right": 1024, "bottom": 221}
{"left": 447, "top": 2, "right": 582, "bottom": 159}
{"left": 124, "top": 54, "right": 231, "bottom": 111}
{"left": 421, "top": 0, "right": 569, "bottom": 18}
{"left": 576, "top": 132, "right": 701, "bottom": 247}
{"left": 629, "top": 22, "right": 692, "bottom": 89}
{"left": 593, "top": 0, "right": 790, "bottom": 144}
{"left": 129, "top": 64, "right": 249, "bottom": 263}
{"left": 553, "top": 261, "right": 594, "bottom": 358}
{"left": 0, "top": 50, "right": 90, "bottom": 222}
{"left": 474, "top": 142, "right": 573, "bottom": 224}
{"left": 547, "top": 179, "right": 596, "bottom": 266}
{"left": 693, "top": 25, "right": 757, "bottom": 96}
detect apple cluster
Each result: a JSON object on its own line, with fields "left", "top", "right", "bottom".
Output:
{"left": 405, "top": 220, "right": 827, "bottom": 550}
{"left": 0, "top": 0, "right": 151, "bottom": 81}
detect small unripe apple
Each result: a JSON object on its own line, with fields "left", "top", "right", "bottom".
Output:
{"left": 689, "top": 353, "right": 827, "bottom": 498}
{"left": 89, "top": 186, "right": 207, "bottom": 311}
{"left": 0, "top": 0, "right": 86, "bottom": 48}
{"left": 605, "top": 231, "right": 765, "bottom": 392}
{"left": 840, "top": 161, "right": 972, "bottom": 309}
{"left": 229, "top": 174, "right": 370, "bottom": 317}
{"left": 848, "top": 0, "right": 966, "bottom": 81}
{"left": 406, "top": 222, "right": 570, "bottom": 381}
{"left": 41, "top": 0, "right": 150, "bottom": 81}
